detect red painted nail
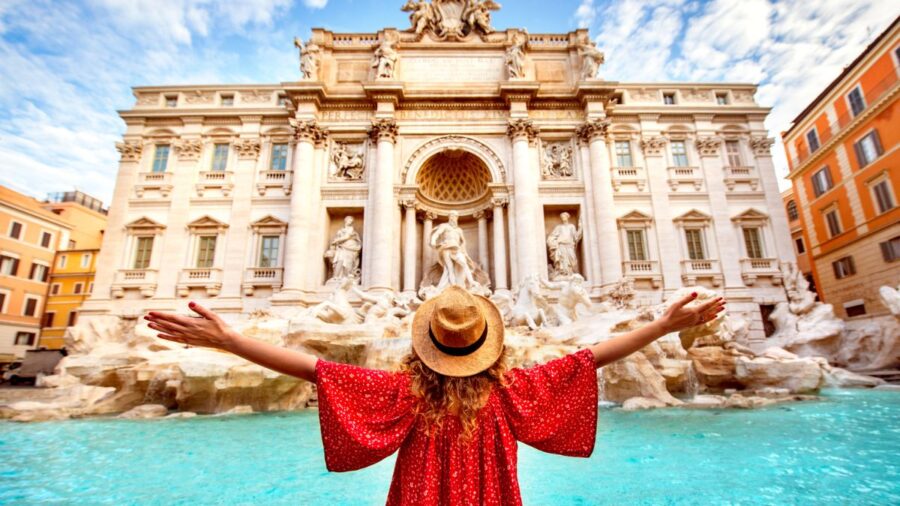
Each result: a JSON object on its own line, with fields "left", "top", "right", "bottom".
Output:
{"left": 691, "top": 292, "right": 697, "bottom": 297}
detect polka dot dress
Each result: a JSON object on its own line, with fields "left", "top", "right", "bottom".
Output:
{"left": 315, "top": 348, "right": 598, "bottom": 506}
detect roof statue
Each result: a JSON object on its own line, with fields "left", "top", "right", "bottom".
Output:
{"left": 402, "top": 0, "right": 502, "bottom": 41}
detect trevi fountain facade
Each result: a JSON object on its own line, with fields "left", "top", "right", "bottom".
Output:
{"left": 3, "top": 1, "right": 898, "bottom": 422}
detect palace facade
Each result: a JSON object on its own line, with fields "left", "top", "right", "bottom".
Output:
{"left": 81, "top": 3, "right": 795, "bottom": 341}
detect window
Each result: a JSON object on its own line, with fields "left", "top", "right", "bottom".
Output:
{"left": 42, "top": 312, "right": 54, "bottom": 328}
{"left": 80, "top": 253, "right": 92, "bottom": 268}
{"left": 29, "top": 263, "right": 49, "bottom": 282}
{"left": 277, "top": 93, "right": 289, "bottom": 107}
{"left": 832, "top": 256, "right": 856, "bottom": 279}
{"left": 58, "top": 255, "right": 67, "bottom": 268}
{"left": 614, "top": 141, "right": 633, "bottom": 167}
{"left": 871, "top": 179, "right": 896, "bottom": 214}
{"left": 847, "top": 87, "right": 865, "bottom": 117}
{"left": 786, "top": 200, "right": 799, "bottom": 221}
{"left": 663, "top": 92, "right": 676, "bottom": 105}
{"left": 626, "top": 230, "right": 647, "bottom": 261}
{"left": 14, "top": 332, "right": 36, "bottom": 346}
{"left": 844, "top": 301, "right": 867, "bottom": 318}
{"left": 87, "top": 282, "right": 93, "bottom": 293}
{"left": 133, "top": 236, "right": 154, "bottom": 269}
{"left": 825, "top": 208, "right": 842, "bottom": 237}
{"left": 67, "top": 311, "right": 78, "bottom": 327}
{"left": 854, "top": 130, "right": 884, "bottom": 168}
{"left": 725, "top": 140, "right": 743, "bottom": 166}
{"left": 0, "top": 255, "right": 19, "bottom": 276}
{"left": 716, "top": 93, "right": 728, "bottom": 105}
{"left": 152, "top": 145, "right": 170, "bottom": 173}
{"left": 880, "top": 236, "right": 900, "bottom": 262}
{"left": 50, "top": 283, "right": 61, "bottom": 295}
{"left": 40, "top": 231, "right": 52, "bottom": 248}
{"left": 221, "top": 94, "right": 234, "bottom": 106}
{"left": 258, "top": 235, "right": 280, "bottom": 267}
{"left": 0, "top": 291, "right": 6, "bottom": 313}
{"left": 211, "top": 143, "right": 229, "bottom": 171}
{"left": 73, "top": 282, "right": 83, "bottom": 295}
{"left": 196, "top": 236, "right": 217, "bottom": 268}
{"left": 8, "top": 221, "right": 22, "bottom": 239}
{"left": 165, "top": 95, "right": 178, "bottom": 108}
{"left": 806, "top": 129, "right": 820, "bottom": 152}
{"left": 23, "top": 297, "right": 39, "bottom": 317}
{"left": 270, "top": 143, "right": 289, "bottom": 170}
{"left": 742, "top": 227, "right": 764, "bottom": 259}
{"left": 684, "top": 229, "right": 706, "bottom": 260}
{"left": 812, "top": 166, "right": 833, "bottom": 197}
{"left": 795, "top": 236, "right": 806, "bottom": 254}
{"left": 670, "top": 141, "right": 689, "bottom": 167}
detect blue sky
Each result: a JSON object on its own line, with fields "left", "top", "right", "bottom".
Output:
{"left": 0, "top": 0, "right": 896, "bottom": 204}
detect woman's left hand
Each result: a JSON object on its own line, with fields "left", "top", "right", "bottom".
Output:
{"left": 657, "top": 292, "right": 726, "bottom": 334}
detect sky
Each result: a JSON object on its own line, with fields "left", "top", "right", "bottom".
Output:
{"left": 0, "top": 0, "right": 896, "bottom": 205}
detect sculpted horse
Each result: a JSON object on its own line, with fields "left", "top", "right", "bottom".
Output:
{"left": 502, "top": 275, "right": 553, "bottom": 330}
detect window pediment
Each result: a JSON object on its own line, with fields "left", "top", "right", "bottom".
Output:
{"left": 250, "top": 215, "right": 288, "bottom": 233}
{"left": 617, "top": 210, "right": 653, "bottom": 227}
{"left": 187, "top": 215, "right": 229, "bottom": 232}
{"left": 731, "top": 208, "right": 769, "bottom": 225}
{"left": 125, "top": 217, "right": 166, "bottom": 233}
{"left": 673, "top": 209, "right": 712, "bottom": 225}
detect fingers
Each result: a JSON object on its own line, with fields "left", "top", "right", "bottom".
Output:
{"left": 146, "top": 311, "right": 198, "bottom": 327}
{"left": 146, "top": 320, "right": 190, "bottom": 337}
{"left": 671, "top": 292, "right": 698, "bottom": 310}
{"left": 188, "top": 301, "right": 222, "bottom": 323}
{"left": 696, "top": 296, "right": 725, "bottom": 313}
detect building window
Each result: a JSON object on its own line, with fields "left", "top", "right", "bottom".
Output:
{"left": 270, "top": 143, "right": 289, "bottom": 170}
{"left": 196, "top": 236, "right": 217, "bottom": 268}
{"left": 832, "top": 256, "right": 856, "bottom": 279}
{"left": 50, "top": 283, "right": 61, "bottom": 295}
{"left": 880, "top": 236, "right": 900, "bottom": 262}
{"left": 277, "top": 93, "right": 289, "bottom": 107}
{"left": 221, "top": 94, "right": 234, "bottom": 106}
{"left": 824, "top": 208, "right": 842, "bottom": 238}
{"left": 29, "top": 263, "right": 49, "bottom": 282}
{"left": 786, "top": 200, "right": 799, "bottom": 221}
{"left": 716, "top": 93, "right": 728, "bottom": 105}
{"left": 847, "top": 87, "right": 865, "bottom": 117}
{"left": 663, "top": 92, "right": 676, "bottom": 105}
{"left": 725, "top": 140, "right": 743, "bottom": 166}
{"left": 844, "top": 300, "right": 867, "bottom": 318}
{"left": 8, "top": 221, "right": 22, "bottom": 239}
{"left": 23, "top": 297, "right": 39, "bottom": 317}
{"left": 670, "top": 141, "right": 689, "bottom": 167}
{"left": 42, "top": 312, "right": 54, "bottom": 328}
{"left": 854, "top": 130, "right": 884, "bottom": 168}
{"left": 14, "top": 332, "right": 36, "bottom": 346}
{"left": 152, "top": 145, "right": 170, "bottom": 173}
{"left": 811, "top": 166, "right": 833, "bottom": 197}
{"left": 40, "top": 231, "right": 52, "bottom": 248}
{"left": 81, "top": 253, "right": 92, "bottom": 268}
{"left": 0, "top": 254, "right": 20, "bottom": 276}
{"left": 625, "top": 229, "right": 648, "bottom": 261}
{"left": 58, "top": 255, "right": 67, "bottom": 268}
{"left": 0, "top": 291, "right": 6, "bottom": 313}
{"left": 742, "top": 227, "right": 764, "bottom": 259}
{"left": 133, "top": 236, "right": 154, "bottom": 269}
{"left": 211, "top": 143, "right": 229, "bottom": 171}
{"left": 73, "top": 282, "right": 83, "bottom": 294}
{"left": 795, "top": 236, "right": 806, "bottom": 254}
{"left": 806, "top": 128, "right": 820, "bottom": 152}
{"left": 165, "top": 95, "right": 178, "bottom": 108}
{"left": 259, "top": 235, "right": 280, "bottom": 267}
{"left": 88, "top": 282, "right": 94, "bottom": 293}
{"left": 870, "top": 178, "right": 896, "bottom": 214}
{"left": 67, "top": 311, "right": 78, "bottom": 327}
{"left": 684, "top": 229, "right": 706, "bottom": 260}
{"left": 614, "top": 140, "right": 633, "bottom": 167}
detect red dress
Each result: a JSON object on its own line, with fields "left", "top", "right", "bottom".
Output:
{"left": 315, "top": 348, "right": 598, "bottom": 506}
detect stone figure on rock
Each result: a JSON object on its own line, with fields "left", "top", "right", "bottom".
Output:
{"left": 372, "top": 36, "right": 399, "bottom": 79}
{"left": 540, "top": 274, "right": 593, "bottom": 325}
{"left": 879, "top": 284, "right": 900, "bottom": 316}
{"left": 782, "top": 262, "right": 816, "bottom": 314}
{"left": 504, "top": 275, "right": 553, "bottom": 330}
{"left": 402, "top": 0, "right": 435, "bottom": 36}
{"left": 505, "top": 31, "right": 526, "bottom": 79}
{"left": 602, "top": 277, "right": 636, "bottom": 310}
{"left": 352, "top": 287, "right": 411, "bottom": 325}
{"left": 331, "top": 143, "right": 365, "bottom": 180}
{"left": 294, "top": 37, "right": 320, "bottom": 81}
{"left": 546, "top": 212, "right": 582, "bottom": 280}
{"left": 306, "top": 277, "right": 361, "bottom": 325}
{"left": 576, "top": 33, "right": 604, "bottom": 80}
{"left": 325, "top": 216, "right": 362, "bottom": 281}
{"left": 422, "top": 211, "right": 490, "bottom": 296}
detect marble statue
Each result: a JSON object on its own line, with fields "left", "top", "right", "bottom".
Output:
{"left": 402, "top": 0, "right": 435, "bottom": 35}
{"left": 464, "top": 0, "right": 500, "bottom": 35}
{"left": 879, "top": 285, "right": 900, "bottom": 316}
{"left": 505, "top": 31, "right": 526, "bottom": 79}
{"left": 306, "top": 277, "right": 361, "bottom": 324}
{"left": 602, "top": 277, "right": 636, "bottom": 310}
{"left": 352, "top": 287, "right": 411, "bottom": 325}
{"left": 372, "top": 36, "right": 399, "bottom": 79}
{"left": 541, "top": 143, "right": 573, "bottom": 179}
{"left": 576, "top": 33, "right": 604, "bottom": 80}
{"left": 324, "top": 216, "right": 362, "bottom": 281}
{"left": 546, "top": 212, "right": 582, "bottom": 280}
{"left": 506, "top": 275, "right": 552, "bottom": 330}
{"left": 331, "top": 143, "right": 365, "bottom": 180}
{"left": 430, "top": 211, "right": 479, "bottom": 289}
{"left": 294, "top": 37, "right": 320, "bottom": 80}
{"left": 403, "top": 0, "right": 500, "bottom": 40}
{"left": 540, "top": 274, "right": 593, "bottom": 325}
{"left": 782, "top": 262, "right": 816, "bottom": 314}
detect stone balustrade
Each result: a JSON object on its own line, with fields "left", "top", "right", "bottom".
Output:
{"left": 134, "top": 171, "right": 174, "bottom": 198}
{"left": 256, "top": 170, "right": 293, "bottom": 196}
{"left": 177, "top": 268, "right": 223, "bottom": 297}
{"left": 196, "top": 171, "right": 234, "bottom": 197}
{"left": 622, "top": 260, "right": 662, "bottom": 288}
{"left": 242, "top": 267, "right": 284, "bottom": 295}
{"left": 723, "top": 166, "right": 760, "bottom": 191}
{"left": 667, "top": 166, "right": 704, "bottom": 191}
{"left": 111, "top": 269, "right": 158, "bottom": 298}
{"left": 680, "top": 259, "right": 723, "bottom": 287}
{"left": 739, "top": 258, "right": 782, "bottom": 286}
{"left": 610, "top": 166, "right": 647, "bottom": 191}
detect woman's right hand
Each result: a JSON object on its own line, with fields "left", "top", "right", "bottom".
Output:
{"left": 144, "top": 302, "right": 240, "bottom": 351}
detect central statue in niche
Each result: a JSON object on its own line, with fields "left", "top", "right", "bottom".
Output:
{"left": 421, "top": 211, "right": 491, "bottom": 298}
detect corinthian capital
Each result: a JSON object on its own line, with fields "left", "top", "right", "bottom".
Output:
{"left": 506, "top": 119, "right": 539, "bottom": 144}
{"left": 695, "top": 136, "right": 722, "bottom": 157}
{"left": 234, "top": 138, "right": 262, "bottom": 160}
{"left": 289, "top": 118, "right": 325, "bottom": 143}
{"left": 369, "top": 118, "right": 399, "bottom": 143}
{"left": 491, "top": 196, "right": 509, "bottom": 208}
{"left": 576, "top": 119, "right": 610, "bottom": 144}
{"left": 749, "top": 136, "right": 775, "bottom": 156}
{"left": 115, "top": 141, "right": 143, "bottom": 162}
{"left": 173, "top": 139, "right": 203, "bottom": 161}
{"left": 640, "top": 136, "right": 666, "bottom": 157}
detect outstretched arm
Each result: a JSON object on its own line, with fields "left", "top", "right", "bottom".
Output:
{"left": 144, "top": 302, "right": 318, "bottom": 383}
{"left": 588, "top": 293, "right": 724, "bottom": 368}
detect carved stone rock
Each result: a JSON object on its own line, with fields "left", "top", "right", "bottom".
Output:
{"left": 331, "top": 142, "right": 366, "bottom": 180}
{"left": 541, "top": 142, "right": 573, "bottom": 179}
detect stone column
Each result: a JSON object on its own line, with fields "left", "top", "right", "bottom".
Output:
{"left": 752, "top": 136, "right": 794, "bottom": 264}
{"left": 475, "top": 211, "right": 489, "bottom": 272}
{"left": 640, "top": 133, "right": 683, "bottom": 293}
{"left": 578, "top": 119, "right": 622, "bottom": 285}
{"left": 278, "top": 120, "right": 324, "bottom": 298}
{"left": 367, "top": 119, "right": 398, "bottom": 292}
{"left": 696, "top": 136, "right": 744, "bottom": 288}
{"left": 491, "top": 197, "right": 508, "bottom": 290}
{"left": 402, "top": 199, "right": 417, "bottom": 293}
{"left": 507, "top": 119, "right": 541, "bottom": 284}
{"left": 421, "top": 212, "right": 435, "bottom": 283}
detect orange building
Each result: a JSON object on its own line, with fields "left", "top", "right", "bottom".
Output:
{"left": 782, "top": 18, "right": 899, "bottom": 320}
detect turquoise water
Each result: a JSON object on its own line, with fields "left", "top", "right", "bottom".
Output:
{"left": 1, "top": 389, "right": 898, "bottom": 505}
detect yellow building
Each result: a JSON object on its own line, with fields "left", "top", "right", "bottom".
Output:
{"left": 39, "top": 192, "right": 107, "bottom": 350}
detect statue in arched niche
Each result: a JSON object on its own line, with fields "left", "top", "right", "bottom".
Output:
{"left": 419, "top": 211, "right": 491, "bottom": 298}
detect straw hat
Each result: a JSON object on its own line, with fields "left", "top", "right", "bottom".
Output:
{"left": 411, "top": 286, "right": 505, "bottom": 377}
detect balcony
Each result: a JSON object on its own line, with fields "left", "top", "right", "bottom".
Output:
{"left": 134, "top": 172, "right": 173, "bottom": 198}
{"left": 196, "top": 171, "right": 234, "bottom": 197}
{"left": 667, "top": 166, "right": 703, "bottom": 191}
{"left": 610, "top": 167, "right": 647, "bottom": 192}
{"left": 242, "top": 267, "right": 284, "bottom": 295}
{"left": 740, "top": 258, "right": 782, "bottom": 286}
{"left": 680, "top": 259, "right": 723, "bottom": 287}
{"left": 256, "top": 170, "right": 293, "bottom": 196}
{"left": 622, "top": 260, "right": 661, "bottom": 288}
{"left": 723, "top": 166, "right": 760, "bottom": 191}
{"left": 111, "top": 269, "right": 158, "bottom": 298}
{"left": 176, "top": 268, "right": 223, "bottom": 297}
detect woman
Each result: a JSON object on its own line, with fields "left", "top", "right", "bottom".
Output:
{"left": 145, "top": 286, "right": 724, "bottom": 505}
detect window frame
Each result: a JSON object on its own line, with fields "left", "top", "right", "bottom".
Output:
{"left": 80, "top": 253, "right": 92, "bottom": 268}
{"left": 270, "top": 143, "right": 289, "bottom": 171}
{"left": 786, "top": 200, "right": 799, "bottom": 221}
{"left": 73, "top": 282, "right": 83, "bottom": 295}
{"left": 42, "top": 311, "right": 55, "bottom": 328}
{"left": 58, "top": 255, "right": 67, "bottom": 268}
{"left": 881, "top": 236, "right": 900, "bottom": 262}
{"left": 0, "top": 289, "right": 9, "bottom": 313}
{"left": 133, "top": 236, "right": 155, "bottom": 270}
{"left": 8, "top": 220, "right": 23, "bottom": 240}
{"left": 40, "top": 231, "right": 53, "bottom": 249}
{"left": 14, "top": 332, "right": 36, "bottom": 346}
{"left": 795, "top": 236, "right": 806, "bottom": 254}
{"left": 812, "top": 166, "right": 833, "bottom": 198}
{"left": 152, "top": 144, "right": 171, "bottom": 173}
{"left": 843, "top": 299, "right": 867, "bottom": 318}
{"left": 211, "top": 143, "right": 230, "bottom": 171}
{"left": 0, "top": 253, "right": 20, "bottom": 277}
{"left": 868, "top": 174, "right": 896, "bottom": 215}
{"left": 742, "top": 226, "right": 765, "bottom": 259}
{"left": 684, "top": 228, "right": 707, "bottom": 260}
{"left": 614, "top": 140, "right": 633, "bottom": 167}
{"left": 220, "top": 93, "right": 235, "bottom": 107}
{"left": 22, "top": 295, "right": 40, "bottom": 317}
{"left": 195, "top": 235, "right": 218, "bottom": 269}
{"left": 824, "top": 207, "right": 843, "bottom": 238}
{"left": 50, "top": 282, "right": 61, "bottom": 295}
{"left": 625, "top": 229, "right": 648, "bottom": 261}
{"left": 832, "top": 256, "right": 856, "bottom": 279}
{"left": 67, "top": 311, "right": 78, "bottom": 327}
{"left": 663, "top": 92, "right": 676, "bottom": 105}
{"left": 715, "top": 92, "right": 729, "bottom": 105}
{"left": 846, "top": 85, "right": 866, "bottom": 117}
{"left": 854, "top": 129, "right": 884, "bottom": 168}
{"left": 806, "top": 128, "right": 820, "bottom": 152}
{"left": 29, "top": 262, "right": 49, "bottom": 282}
{"left": 258, "top": 235, "right": 281, "bottom": 268}
{"left": 164, "top": 94, "right": 178, "bottom": 108}
{"left": 725, "top": 140, "right": 743, "bottom": 166}
{"left": 670, "top": 140, "right": 689, "bottom": 167}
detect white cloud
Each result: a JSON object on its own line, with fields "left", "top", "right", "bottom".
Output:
{"left": 574, "top": 0, "right": 596, "bottom": 29}
{"left": 302, "top": 0, "right": 328, "bottom": 8}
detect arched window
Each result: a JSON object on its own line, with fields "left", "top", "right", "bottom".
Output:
{"left": 786, "top": 200, "right": 799, "bottom": 221}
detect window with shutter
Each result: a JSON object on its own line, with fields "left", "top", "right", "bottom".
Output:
{"left": 742, "top": 227, "right": 764, "bottom": 258}
{"left": 881, "top": 236, "right": 900, "bottom": 262}
{"left": 871, "top": 180, "right": 895, "bottom": 214}
{"left": 854, "top": 130, "right": 883, "bottom": 168}
{"left": 685, "top": 229, "right": 706, "bottom": 260}
{"left": 626, "top": 230, "right": 647, "bottom": 261}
